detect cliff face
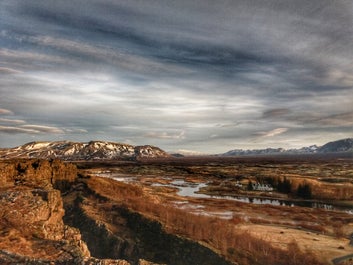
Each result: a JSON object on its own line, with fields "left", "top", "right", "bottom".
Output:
{"left": 1, "top": 188, "right": 64, "bottom": 240}
{"left": 0, "top": 159, "right": 129, "bottom": 264}
{"left": 64, "top": 184, "right": 233, "bottom": 265}
{"left": 0, "top": 159, "right": 77, "bottom": 188}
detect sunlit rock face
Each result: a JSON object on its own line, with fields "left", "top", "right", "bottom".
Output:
{"left": 0, "top": 159, "right": 77, "bottom": 188}
{"left": 0, "top": 159, "right": 130, "bottom": 264}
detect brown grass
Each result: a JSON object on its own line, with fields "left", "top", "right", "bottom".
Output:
{"left": 87, "top": 175, "right": 326, "bottom": 265}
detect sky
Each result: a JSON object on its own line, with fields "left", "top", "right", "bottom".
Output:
{"left": 0, "top": 0, "right": 353, "bottom": 153}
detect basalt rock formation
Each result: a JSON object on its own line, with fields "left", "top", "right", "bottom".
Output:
{"left": 0, "top": 159, "right": 77, "bottom": 188}
{"left": 64, "top": 189, "right": 233, "bottom": 265}
{"left": 0, "top": 159, "right": 131, "bottom": 264}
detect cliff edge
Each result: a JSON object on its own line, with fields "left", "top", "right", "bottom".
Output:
{"left": 0, "top": 159, "right": 131, "bottom": 264}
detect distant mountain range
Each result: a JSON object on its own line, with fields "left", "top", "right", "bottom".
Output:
{"left": 0, "top": 138, "right": 352, "bottom": 161}
{"left": 222, "top": 138, "right": 353, "bottom": 156}
{"left": 0, "top": 141, "right": 170, "bottom": 161}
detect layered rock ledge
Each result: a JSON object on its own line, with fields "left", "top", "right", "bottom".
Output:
{"left": 0, "top": 159, "right": 130, "bottom": 264}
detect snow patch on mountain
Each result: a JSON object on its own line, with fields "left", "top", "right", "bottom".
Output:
{"left": 222, "top": 138, "right": 353, "bottom": 156}
{"left": 0, "top": 140, "right": 170, "bottom": 161}
{"left": 23, "top": 142, "right": 52, "bottom": 150}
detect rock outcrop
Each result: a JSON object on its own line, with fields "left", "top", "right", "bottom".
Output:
{"left": 0, "top": 159, "right": 130, "bottom": 264}
{"left": 0, "top": 159, "right": 77, "bottom": 189}
{"left": 63, "top": 178, "right": 233, "bottom": 265}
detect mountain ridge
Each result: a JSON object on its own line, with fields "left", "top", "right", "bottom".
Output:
{"left": 1, "top": 138, "right": 352, "bottom": 160}
{"left": 222, "top": 138, "right": 353, "bottom": 156}
{"left": 0, "top": 140, "right": 170, "bottom": 161}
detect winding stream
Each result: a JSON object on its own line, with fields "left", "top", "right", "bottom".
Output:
{"left": 97, "top": 173, "right": 353, "bottom": 214}
{"left": 152, "top": 179, "right": 353, "bottom": 214}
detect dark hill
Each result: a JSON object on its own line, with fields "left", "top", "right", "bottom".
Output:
{"left": 317, "top": 138, "right": 353, "bottom": 153}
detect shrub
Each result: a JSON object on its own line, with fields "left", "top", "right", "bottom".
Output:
{"left": 276, "top": 177, "right": 292, "bottom": 194}
{"left": 297, "top": 183, "right": 312, "bottom": 199}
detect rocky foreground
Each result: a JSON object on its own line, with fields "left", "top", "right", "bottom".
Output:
{"left": 0, "top": 159, "right": 231, "bottom": 265}
{"left": 0, "top": 159, "right": 125, "bottom": 264}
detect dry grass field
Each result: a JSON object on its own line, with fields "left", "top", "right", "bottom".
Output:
{"left": 78, "top": 155, "right": 353, "bottom": 265}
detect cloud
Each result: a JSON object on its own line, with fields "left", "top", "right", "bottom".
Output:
{"left": 255, "top": 128, "right": 289, "bottom": 138}
{"left": 314, "top": 112, "right": 353, "bottom": 127}
{"left": 0, "top": 118, "right": 26, "bottom": 124}
{"left": 324, "top": 70, "right": 353, "bottom": 87}
{"left": 262, "top": 108, "right": 290, "bottom": 119}
{"left": 215, "top": 123, "right": 240, "bottom": 128}
{"left": 0, "top": 124, "right": 65, "bottom": 134}
{"left": 144, "top": 131, "right": 185, "bottom": 140}
{"left": 0, "top": 126, "right": 38, "bottom": 134}
{"left": 0, "top": 1, "right": 352, "bottom": 151}
{"left": 65, "top": 128, "right": 88, "bottom": 133}
{"left": 0, "top": 108, "right": 13, "bottom": 115}
{"left": 0, "top": 46, "right": 71, "bottom": 66}
{"left": 20, "top": 125, "right": 65, "bottom": 134}
{"left": 0, "top": 67, "right": 22, "bottom": 74}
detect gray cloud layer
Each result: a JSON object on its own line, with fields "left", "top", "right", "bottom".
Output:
{"left": 0, "top": 0, "right": 352, "bottom": 152}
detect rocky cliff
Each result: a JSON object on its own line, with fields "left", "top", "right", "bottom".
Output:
{"left": 63, "top": 179, "right": 233, "bottom": 265}
{"left": 0, "top": 159, "right": 77, "bottom": 188}
{"left": 0, "top": 159, "right": 131, "bottom": 264}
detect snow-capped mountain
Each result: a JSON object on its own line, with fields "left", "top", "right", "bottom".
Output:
{"left": 0, "top": 141, "right": 170, "bottom": 161}
{"left": 317, "top": 138, "right": 353, "bottom": 153}
{"left": 222, "top": 146, "right": 320, "bottom": 156}
{"left": 222, "top": 138, "right": 353, "bottom": 156}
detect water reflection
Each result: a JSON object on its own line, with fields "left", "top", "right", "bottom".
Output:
{"left": 152, "top": 179, "right": 352, "bottom": 213}
{"left": 97, "top": 173, "right": 353, "bottom": 214}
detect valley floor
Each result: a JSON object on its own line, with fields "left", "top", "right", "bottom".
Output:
{"left": 79, "top": 155, "right": 353, "bottom": 265}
